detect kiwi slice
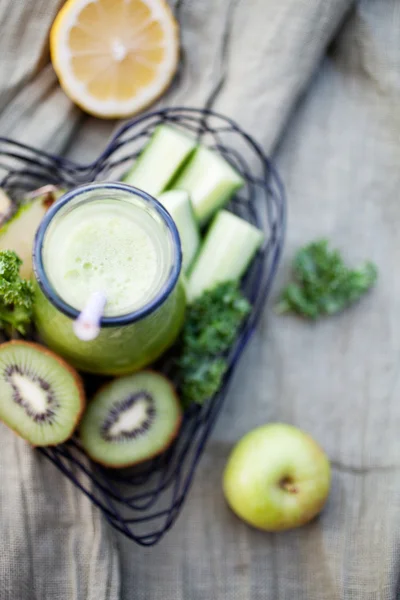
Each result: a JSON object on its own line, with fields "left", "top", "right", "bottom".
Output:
{"left": 0, "top": 341, "right": 85, "bottom": 446}
{"left": 80, "top": 371, "right": 182, "bottom": 468}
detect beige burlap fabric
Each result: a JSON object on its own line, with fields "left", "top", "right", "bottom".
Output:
{"left": 2, "top": 0, "right": 400, "bottom": 598}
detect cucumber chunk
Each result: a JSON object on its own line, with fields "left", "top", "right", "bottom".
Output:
{"left": 187, "top": 210, "right": 264, "bottom": 301}
{"left": 172, "top": 146, "right": 244, "bottom": 225}
{"left": 157, "top": 190, "right": 200, "bottom": 273}
{"left": 123, "top": 125, "right": 196, "bottom": 196}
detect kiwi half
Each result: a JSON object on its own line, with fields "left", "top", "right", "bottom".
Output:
{"left": 0, "top": 341, "right": 85, "bottom": 446}
{"left": 80, "top": 371, "right": 182, "bottom": 468}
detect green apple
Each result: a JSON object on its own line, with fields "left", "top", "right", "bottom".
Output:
{"left": 223, "top": 423, "right": 331, "bottom": 531}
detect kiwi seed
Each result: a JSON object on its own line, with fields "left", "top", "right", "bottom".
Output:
{"left": 101, "top": 391, "right": 156, "bottom": 442}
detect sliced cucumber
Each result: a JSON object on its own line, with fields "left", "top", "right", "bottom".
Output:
{"left": 122, "top": 125, "right": 197, "bottom": 196}
{"left": 187, "top": 210, "right": 264, "bottom": 301}
{"left": 157, "top": 190, "right": 200, "bottom": 273}
{"left": 172, "top": 146, "right": 244, "bottom": 225}
{"left": 0, "top": 187, "right": 65, "bottom": 279}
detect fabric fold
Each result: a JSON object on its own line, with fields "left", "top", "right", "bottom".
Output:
{"left": 214, "top": 0, "right": 354, "bottom": 152}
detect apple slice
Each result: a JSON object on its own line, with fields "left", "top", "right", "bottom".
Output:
{"left": 0, "top": 186, "right": 65, "bottom": 279}
{"left": 0, "top": 190, "right": 13, "bottom": 227}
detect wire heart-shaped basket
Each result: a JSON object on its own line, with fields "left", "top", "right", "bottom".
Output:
{"left": 0, "top": 107, "right": 285, "bottom": 546}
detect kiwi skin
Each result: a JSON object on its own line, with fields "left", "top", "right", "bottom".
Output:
{"left": 81, "top": 370, "right": 182, "bottom": 469}
{"left": 0, "top": 340, "right": 86, "bottom": 447}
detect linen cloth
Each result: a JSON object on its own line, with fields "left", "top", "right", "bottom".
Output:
{"left": 1, "top": 0, "right": 399, "bottom": 597}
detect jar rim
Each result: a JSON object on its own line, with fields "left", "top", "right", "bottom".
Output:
{"left": 33, "top": 182, "right": 182, "bottom": 327}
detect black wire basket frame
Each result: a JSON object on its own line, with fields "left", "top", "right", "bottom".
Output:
{"left": 0, "top": 107, "right": 286, "bottom": 546}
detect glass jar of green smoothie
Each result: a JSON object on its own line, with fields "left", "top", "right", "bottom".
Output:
{"left": 32, "top": 182, "right": 186, "bottom": 375}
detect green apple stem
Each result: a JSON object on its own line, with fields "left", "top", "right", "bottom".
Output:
{"left": 279, "top": 477, "right": 298, "bottom": 494}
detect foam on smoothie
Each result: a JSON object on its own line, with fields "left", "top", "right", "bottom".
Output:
{"left": 43, "top": 199, "right": 167, "bottom": 316}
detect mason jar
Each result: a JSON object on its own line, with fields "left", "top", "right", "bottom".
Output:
{"left": 32, "top": 182, "right": 186, "bottom": 375}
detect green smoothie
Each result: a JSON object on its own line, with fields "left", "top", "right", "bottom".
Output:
{"left": 44, "top": 199, "right": 166, "bottom": 316}
{"left": 33, "top": 183, "right": 186, "bottom": 375}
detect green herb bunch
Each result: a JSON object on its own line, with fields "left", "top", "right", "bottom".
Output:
{"left": 175, "top": 281, "right": 251, "bottom": 406}
{"left": 277, "top": 240, "right": 377, "bottom": 319}
{"left": 0, "top": 250, "right": 34, "bottom": 336}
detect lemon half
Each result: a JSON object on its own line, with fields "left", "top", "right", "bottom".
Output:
{"left": 50, "top": 0, "right": 179, "bottom": 118}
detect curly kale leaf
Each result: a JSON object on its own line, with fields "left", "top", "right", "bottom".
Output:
{"left": 0, "top": 250, "right": 34, "bottom": 336}
{"left": 277, "top": 240, "right": 377, "bottom": 319}
{"left": 175, "top": 281, "right": 251, "bottom": 406}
